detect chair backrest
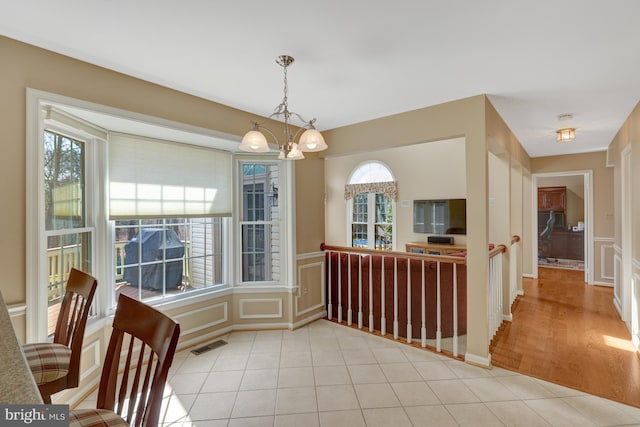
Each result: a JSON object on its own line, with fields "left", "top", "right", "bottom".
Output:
{"left": 97, "top": 294, "right": 180, "bottom": 427}
{"left": 53, "top": 268, "right": 98, "bottom": 386}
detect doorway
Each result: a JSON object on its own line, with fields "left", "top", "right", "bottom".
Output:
{"left": 532, "top": 171, "right": 593, "bottom": 283}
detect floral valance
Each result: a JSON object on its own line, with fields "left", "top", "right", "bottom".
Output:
{"left": 344, "top": 181, "right": 398, "bottom": 200}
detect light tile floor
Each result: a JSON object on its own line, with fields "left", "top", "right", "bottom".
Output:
{"left": 76, "top": 320, "right": 640, "bottom": 426}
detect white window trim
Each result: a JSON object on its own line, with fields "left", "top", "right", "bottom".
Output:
{"left": 346, "top": 194, "right": 397, "bottom": 251}
{"left": 345, "top": 161, "right": 397, "bottom": 251}
{"left": 26, "top": 90, "right": 107, "bottom": 342}
{"left": 234, "top": 155, "right": 295, "bottom": 288}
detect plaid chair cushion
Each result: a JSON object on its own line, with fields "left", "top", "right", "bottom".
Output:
{"left": 22, "top": 342, "right": 72, "bottom": 384}
{"left": 70, "top": 409, "right": 127, "bottom": 427}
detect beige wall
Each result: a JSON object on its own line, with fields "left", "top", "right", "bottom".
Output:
{"left": 324, "top": 138, "right": 467, "bottom": 249}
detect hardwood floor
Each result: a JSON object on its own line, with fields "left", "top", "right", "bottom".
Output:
{"left": 491, "top": 267, "right": 640, "bottom": 408}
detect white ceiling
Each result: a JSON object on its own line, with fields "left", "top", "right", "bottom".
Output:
{"left": 3, "top": 1, "right": 640, "bottom": 158}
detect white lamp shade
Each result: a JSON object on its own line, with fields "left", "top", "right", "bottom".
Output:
{"left": 239, "top": 130, "right": 270, "bottom": 152}
{"left": 298, "top": 128, "right": 328, "bottom": 152}
{"left": 286, "top": 143, "right": 305, "bottom": 160}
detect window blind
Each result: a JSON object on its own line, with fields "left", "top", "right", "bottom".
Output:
{"left": 109, "top": 133, "right": 232, "bottom": 219}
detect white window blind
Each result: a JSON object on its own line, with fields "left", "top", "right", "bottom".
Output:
{"left": 109, "top": 133, "right": 232, "bottom": 219}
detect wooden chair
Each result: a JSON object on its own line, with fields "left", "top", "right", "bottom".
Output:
{"left": 23, "top": 268, "right": 98, "bottom": 403}
{"left": 70, "top": 294, "right": 180, "bottom": 427}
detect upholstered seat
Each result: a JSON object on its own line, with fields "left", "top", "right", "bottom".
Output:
{"left": 23, "top": 268, "right": 97, "bottom": 403}
{"left": 23, "top": 342, "right": 72, "bottom": 384}
{"left": 70, "top": 409, "right": 128, "bottom": 427}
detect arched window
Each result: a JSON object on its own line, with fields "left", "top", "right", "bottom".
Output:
{"left": 345, "top": 161, "right": 396, "bottom": 250}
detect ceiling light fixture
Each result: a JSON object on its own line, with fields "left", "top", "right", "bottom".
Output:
{"left": 556, "top": 128, "right": 576, "bottom": 143}
{"left": 239, "top": 55, "right": 327, "bottom": 160}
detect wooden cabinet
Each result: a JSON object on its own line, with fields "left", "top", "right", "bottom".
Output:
{"left": 539, "top": 231, "right": 584, "bottom": 261}
{"left": 405, "top": 242, "right": 466, "bottom": 255}
{"left": 538, "top": 186, "right": 566, "bottom": 212}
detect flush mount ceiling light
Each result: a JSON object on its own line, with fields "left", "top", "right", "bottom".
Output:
{"left": 239, "top": 55, "right": 327, "bottom": 160}
{"left": 555, "top": 114, "right": 575, "bottom": 143}
{"left": 556, "top": 128, "right": 576, "bottom": 142}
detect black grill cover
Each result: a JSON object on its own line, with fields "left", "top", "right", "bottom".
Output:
{"left": 123, "top": 228, "right": 185, "bottom": 290}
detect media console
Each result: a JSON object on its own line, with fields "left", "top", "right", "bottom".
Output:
{"left": 405, "top": 242, "right": 466, "bottom": 256}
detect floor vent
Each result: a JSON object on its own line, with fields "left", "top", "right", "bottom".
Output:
{"left": 190, "top": 340, "right": 228, "bottom": 355}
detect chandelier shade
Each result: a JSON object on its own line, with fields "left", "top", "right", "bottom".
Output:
{"left": 239, "top": 129, "right": 270, "bottom": 152}
{"left": 240, "top": 55, "right": 327, "bottom": 159}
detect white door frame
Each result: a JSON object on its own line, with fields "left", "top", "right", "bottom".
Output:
{"left": 531, "top": 171, "right": 594, "bottom": 284}
{"left": 621, "top": 146, "right": 632, "bottom": 327}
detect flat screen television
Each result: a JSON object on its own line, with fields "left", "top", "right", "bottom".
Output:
{"left": 413, "top": 199, "right": 467, "bottom": 235}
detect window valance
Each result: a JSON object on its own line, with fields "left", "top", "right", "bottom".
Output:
{"left": 344, "top": 181, "right": 398, "bottom": 200}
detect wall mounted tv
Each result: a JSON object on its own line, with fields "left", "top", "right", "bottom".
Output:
{"left": 413, "top": 199, "right": 467, "bottom": 235}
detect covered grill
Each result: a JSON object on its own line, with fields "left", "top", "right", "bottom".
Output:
{"left": 123, "top": 228, "right": 185, "bottom": 290}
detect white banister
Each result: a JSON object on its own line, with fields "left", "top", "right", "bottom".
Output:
{"left": 381, "top": 255, "right": 386, "bottom": 336}
{"left": 358, "top": 255, "right": 363, "bottom": 329}
{"left": 337, "top": 254, "right": 342, "bottom": 323}
{"left": 369, "top": 256, "right": 374, "bottom": 332}
{"left": 347, "top": 254, "right": 352, "bottom": 325}
{"left": 322, "top": 245, "right": 466, "bottom": 357}
{"left": 421, "top": 259, "right": 427, "bottom": 348}
{"left": 488, "top": 247, "right": 505, "bottom": 341}
{"left": 406, "top": 259, "right": 412, "bottom": 343}
{"left": 327, "top": 251, "right": 333, "bottom": 320}
{"left": 453, "top": 263, "right": 458, "bottom": 357}
{"left": 393, "top": 257, "right": 399, "bottom": 340}
{"left": 436, "top": 261, "right": 442, "bottom": 352}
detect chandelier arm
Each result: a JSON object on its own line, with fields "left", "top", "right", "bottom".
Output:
{"left": 253, "top": 124, "right": 282, "bottom": 149}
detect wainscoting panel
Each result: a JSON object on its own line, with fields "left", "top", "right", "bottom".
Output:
{"left": 296, "top": 261, "right": 325, "bottom": 317}
{"left": 173, "top": 301, "right": 229, "bottom": 334}
{"left": 238, "top": 298, "right": 283, "bottom": 319}
{"left": 593, "top": 237, "right": 615, "bottom": 286}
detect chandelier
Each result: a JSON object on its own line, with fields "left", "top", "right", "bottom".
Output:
{"left": 239, "top": 55, "right": 327, "bottom": 159}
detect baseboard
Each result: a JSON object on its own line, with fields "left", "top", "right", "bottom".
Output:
{"left": 523, "top": 274, "right": 534, "bottom": 279}
{"left": 502, "top": 314, "right": 513, "bottom": 322}
{"left": 633, "top": 334, "right": 639, "bottom": 352}
{"left": 613, "top": 296, "right": 623, "bottom": 318}
{"left": 292, "top": 310, "right": 327, "bottom": 330}
{"left": 592, "top": 281, "right": 613, "bottom": 287}
{"left": 464, "top": 352, "right": 491, "bottom": 368}
{"left": 178, "top": 325, "right": 233, "bottom": 351}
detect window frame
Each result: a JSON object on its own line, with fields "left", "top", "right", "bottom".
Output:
{"left": 235, "top": 156, "right": 294, "bottom": 288}
{"left": 27, "top": 99, "right": 107, "bottom": 342}
{"left": 345, "top": 161, "right": 397, "bottom": 251}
